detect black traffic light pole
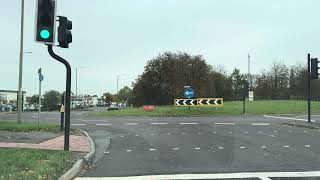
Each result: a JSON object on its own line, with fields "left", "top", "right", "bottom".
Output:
{"left": 48, "top": 45, "right": 71, "bottom": 151}
{"left": 308, "top": 54, "right": 311, "bottom": 123}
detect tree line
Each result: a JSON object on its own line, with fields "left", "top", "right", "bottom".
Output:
{"left": 131, "top": 51, "right": 320, "bottom": 106}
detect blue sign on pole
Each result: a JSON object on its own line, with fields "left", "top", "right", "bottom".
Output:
{"left": 184, "top": 87, "right": 194, "bottom": 98}
{"left": 39, "top": 74, "right": 44, "bottom": 81}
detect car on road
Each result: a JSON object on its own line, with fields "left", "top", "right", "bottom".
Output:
{"left": 108, "top": 104, "right": 119, "bottom": 111}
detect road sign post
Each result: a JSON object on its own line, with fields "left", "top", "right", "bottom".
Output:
{"left": 60, "top": 93, "right": 65, "bottom": 132}
{"left": 38, "top": 68, "right": 43, "bottom": 129}
{"left": 184, "top": 87, "right": 194, "bottom": 110}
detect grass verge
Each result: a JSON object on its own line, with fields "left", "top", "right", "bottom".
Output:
{"left": 0, "top": 121, "right": 59, "bottom": 132}
{"left": 0, "top": 148, "right": 75, "bottom": 180}
{"left": 89, "top": 100, "right": 320, "bottom": 117}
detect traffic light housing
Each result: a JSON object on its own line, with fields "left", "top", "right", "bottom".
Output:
{"left": 35, "top": 0, "right": 56, "bottom": 44}
{"left": 58, "top": 16, "right": 72, "bottom": 48}
{"left": 311, "top": 58, "right": 319, "bottom": 79}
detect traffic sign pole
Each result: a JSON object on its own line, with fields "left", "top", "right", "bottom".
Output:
{"left": 38, "top": 73, "right": 42, "bottom": 129}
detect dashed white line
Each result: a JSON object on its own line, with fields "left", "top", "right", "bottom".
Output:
{"left": 252, "top": 123, "right": 270, "bottom": 126}
{"left": 283, "top": 145, "right": 290, "bottom": 148}
{"left": 240, "top": 147, "right": 246, "bottom": 149}
{"left": 264, "top": 115, "right": 317, "bottom": 122}
{"left": 120, "top": 135, "right": 125, "bottom": 138}
{"left": 214, "top": 123, "right": 235, "bottom": 125}
{"left": 288, "top": 131, "right": 293, "bottom": 133}
{"left": 228, "top": 132, "right": 233, "bottom": 134}
{"left": 261, "top": 146, "right": 267, "bottom": 149}
{"left": 135, "top": 134, "right": 139, "bottom": 137}
{"left": 126, "top": 149, "right": 132, "bottom": 152}
{"left": 269, "top": 135, "right": 276, "bottom": 138}
{"left": 150, "top": 123, "right": 168, "bottom": 125}
{"left": 212, "top": 132, "right": 217, "bottom": 134}
{"left": 273, "top": 131, "right": 278, "bottom": 133}
{"left": 179, "top": 123, "right": 199, "bottom": 125}
{"left": 194, "top": 147, "right": 201, "bottom": 150}
{"left": 167, "top": 133, "right": 171, "bottom": 135}
{"left": 151, "top": 134, "right": 155, "bottom": 136}
{"left": 149, "top": 148, "right": 157, "bottom": 151}
{"left": 96, "top": 123, "right": 111, "bottom": 126}
{"left": 243, "top": 132, "right": 249, "bottom": 134}
{"left": 71, "top": 124, "right": 86, "bottom": 126}
{"left": 304, "top": 131, "right": 308, "bottom": 133}
{"left": 305, "top": 145, "right": 311, "bottom": 148}
{"left": 173, "top": 148, "right": 180, "bottom": 151}
{"left": 218, "top": 146, "right": 224, "bottom": 150}
{"left": 124, "top": 123, "right": 139, "bottom": 125}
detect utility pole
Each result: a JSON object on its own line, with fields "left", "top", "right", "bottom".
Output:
{"left": 17, "top": 0, "right": 25, "bottom": 124}
{"left": 76, "top": 67, "right": 78, "bottom": 97}
{"left": 248, "top": 53, "right": 251, "bottom": 89}
{"left": 117, "top": 75, "right": 119, "bottom": 94}
{"left": 308, "top": 54, "right": 311, "bottom": 123}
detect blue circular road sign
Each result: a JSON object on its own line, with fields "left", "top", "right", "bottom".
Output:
{"left": 39, "top": 74, "right": 44, "bottom": 81}
{"left": 184, "top": 87, "right": 194, "bottom": 98}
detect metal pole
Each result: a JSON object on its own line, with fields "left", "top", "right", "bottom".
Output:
{"left": 38, "top": 77, "right": 41, "bottom": 129}
{"left": 243, "top": 97, "right": 246, "bottom": 114}
{"left": 117, "top": 75, "right": 119, "bottom": 94}
{"left": 76, "top": 68, "right": 78, "bottom": 97}
{"left": 60, "top": 93, "right": 65, "bottom": 132}
{"left": 17, "top": 0, "right": 25, "bottom": 124}
{"left": 248, "top": 54, "right": 251, "bottom": 90}
{"left": 308, "top": 53, "right": 311, "bottom": 123}
{"left": 48, "top": 45, "right": 71, "bottom": 151}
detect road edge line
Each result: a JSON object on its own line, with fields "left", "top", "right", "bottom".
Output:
{"left": 58, "top": 129, "right": 96, "bottom": 180}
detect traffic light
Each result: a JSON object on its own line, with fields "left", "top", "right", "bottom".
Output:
{"left": 58, "top": 16, "right": 72, "bottom": 48}
{"left": 35, "top": 0, "right": 56, "bottom": 44}
{"left": 311, "top": 58, "right": 319, "bottom": 79}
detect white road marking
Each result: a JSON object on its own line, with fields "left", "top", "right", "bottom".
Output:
{"left": 124, "top": 123, "right": 139, "bottom": 125}
{"left": 214, "top": 123, "right": 235, "bottom": 125}
{"left": 126, "top": 149, "right": 132, "bottom": 152}
{"left": 261, "top": 146, "right": 267, "bottom": 149}
{"left": 260, "top": 177, "right": 272, "bottom": 180}
{"left": 150, "top": 123, "right": 168, "bottom": 125}
{"left": 79, "top": 119, "right": 108, "bottom": 122}
{"left": 45, "top": 118, "right": 57, "bottom": 120}
{"left": 104, "top": 151, "right": 110, "bottom": 154}
{"left": 149, "top": 148, "right": 156, "bottom": 151}
{"left": 269, "top": 135, "right": 276, "bottom": 138}
{"left": 304, "top": 131, "right": 308, "bottom": 133}
{"left": 179, "top": 123, "right": 198, "bottom": 125}
{"left": 288, "top": 131, "right": 293, "bottom": 133}
{"left": 173, "top": 148, "right": 180, "bottom": 151}
{"left": 194, "top": 147, "right": 201, "bottom": 150}
{"left": 264, "top": 115, "right": 316, "bottom": 122}
{"left": 218, "top": 146, "right": 224, "bottom": 150}
{"left": 151, "top": 134, "right": 155, "bottom": 136}
{"left": 243, "top": 132, "right": 249, "bottom": 134}
{"left": 71, "top": 124, "right": 86, "bottom": 126}
{"left": 283, "top": 145, "right": 290, "bottom": 148}
{"left": 74, "top": 171, "right": 320, "bottom": 179}
{"left": 228, "top": 132, "right": 233, "bottom": 134}
{"left": 212, "top": 132, "right": 217, "bottom": 134}
{"left": 181, "top": 132, "right": 186, "bottom": 135}
{"left": 135, "top": 134, "right": 139, "bottom": 137}
{"left": 120, "top": 136, "right": 124, "bottom": 138}
{"left": 240, "top": 147, "right": 246, "bottom": 149}
{"left": 252, "top": 123, "right": 270, "bottom": 126}
{"left": 96, "top": 123, "right": 111, "bottom": 126}
{"left": 273, "top": 131, "right": 278, "bottom": 133}
{"left": 305, "top": 145, "right": 311, "bottom": 148}
{"left": 197, "top": 132, "right": 202, "bottom": 135}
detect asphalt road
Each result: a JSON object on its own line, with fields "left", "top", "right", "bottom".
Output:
{"left": 2, "top": 112, "right": 320, "bottom": 179}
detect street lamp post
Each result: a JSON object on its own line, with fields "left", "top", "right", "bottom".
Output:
{"left": 17, "top": 0, "right": 25, "bottom": 124}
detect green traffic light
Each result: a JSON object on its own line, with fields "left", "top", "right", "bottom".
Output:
{"left": 40, "top": 29, "right": 50, "bottom": 39}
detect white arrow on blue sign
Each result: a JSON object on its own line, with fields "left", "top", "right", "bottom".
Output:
{"left": 184, "top": 87, "right": 194, "bottom": 98}
{"left": 39, "top": 74, "right": 44, "bottom": 81}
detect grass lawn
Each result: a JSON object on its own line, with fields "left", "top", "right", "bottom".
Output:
{"left": 0, "top": 121, "right": 59, "bottom": 132}
{"left": 0, "top": 148, "right": 74, "bottom": 180}
{"left": 89, "top": 100, "right": 320, "bottom": 117}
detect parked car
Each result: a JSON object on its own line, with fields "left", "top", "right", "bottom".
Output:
{"left": 108, "top": 104, "right": 119, "bottom": 111}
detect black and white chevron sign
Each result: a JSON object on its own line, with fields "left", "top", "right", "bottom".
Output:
{"left": 198, "top": 98, "right": 223, "bottom": 106}
{"left": 174, "top": 99, "right": 198, "bottom": 106}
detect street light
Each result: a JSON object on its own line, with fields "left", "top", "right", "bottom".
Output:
{"left": 17, "top": 0, "right": 25, "bottom": 124}
{"left": 75, "top": 66, "right": 88, "bottom": 98}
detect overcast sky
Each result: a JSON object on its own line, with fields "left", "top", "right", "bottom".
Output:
{"left": 1, "top": 0, "right": 320, "bottom": 96}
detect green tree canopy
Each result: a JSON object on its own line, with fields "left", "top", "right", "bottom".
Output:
{"left": 43, "top": 90, "right": 61, "bottom": 111}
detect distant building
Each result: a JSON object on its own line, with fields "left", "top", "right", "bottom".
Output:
{"left": 0, "top": 90, "right": 27, "bottom": 109}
